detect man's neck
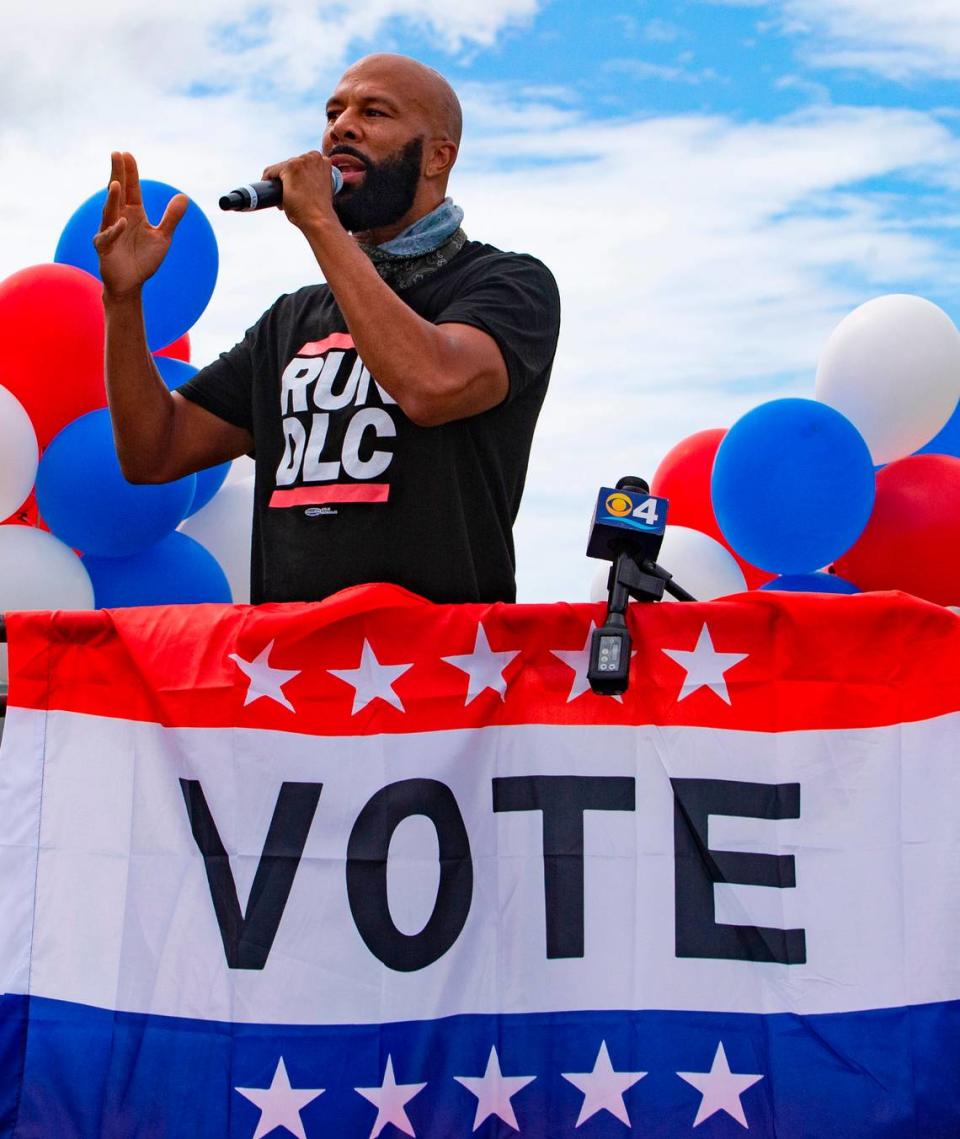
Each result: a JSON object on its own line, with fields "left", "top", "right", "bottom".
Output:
{"left": 352, "top": 191, "right": 446, "bottom": 247}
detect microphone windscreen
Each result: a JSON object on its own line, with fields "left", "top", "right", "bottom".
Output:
{"left": 615, "top": 475, "right": 650, "bottom": 494}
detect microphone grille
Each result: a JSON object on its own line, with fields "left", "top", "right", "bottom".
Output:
{"left": 615, "top": 475, "right": 650, "bottom": 494}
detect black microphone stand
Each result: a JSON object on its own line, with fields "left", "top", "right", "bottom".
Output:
{"left": 0, "top": 613, "right": 6, "bottom": 720}
{"left": 588, "top": 548, "right": 696, "bottom": 696}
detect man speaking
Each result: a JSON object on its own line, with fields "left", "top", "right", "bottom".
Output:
{"left": 95, "top": 53, "right": 561, "bottom": 605}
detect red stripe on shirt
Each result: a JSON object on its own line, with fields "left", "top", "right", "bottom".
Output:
{"left": 269, "top": 484, "right": 390, "bottom": 507}
{"left": 295, "top": 333, "right": 355, "bottom": 357}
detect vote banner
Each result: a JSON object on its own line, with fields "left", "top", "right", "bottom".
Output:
{"left": 0, "top": 585, "right": 958, "bottom": 1138}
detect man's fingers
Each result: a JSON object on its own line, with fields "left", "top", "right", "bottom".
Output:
{"left": 100, "top": 180, "right": 122, "bottom": 229}
{"left": 157, "top": 193, "right": 189, "bottom": 240}
{"left": 100, "top": 152, "right": 125, "bottom": 228}
{"left": 92, "top": 217, "right": 128, "bottom": 252}
{"left": 113, "top": 150, "right": 127, "bottom": 203}
{"left": 122, "top": 152, "right": 143, "bottom": 207}
{"left": 109, "top": 151, "right": 124, "bottom": 193}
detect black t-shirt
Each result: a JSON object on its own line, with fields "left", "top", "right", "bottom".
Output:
{"left": 178, "top": 240, "right": 560, "bottom": 604}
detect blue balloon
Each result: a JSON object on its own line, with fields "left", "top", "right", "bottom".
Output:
{"left": 36, "top": 409, "right": 196, "bottom": 557}
{"left": 187, "top": 462, "right": 231, "bottom": 517}
{"left": 760, "top": 572, "right": 860, "bottom": 594}
{"left": 916, "top": 399, "right": 960, "bottom": 458}
{"left": 711, "top": 398, "right": 875, "bottom": 575}
{"left": 153, "top": 355, "right": 198, "bottom": 390}
{"left": 83, "top": 531, "right": 231, "bottom": 607}
{"left": 152, "top": 355, "right": 230, "bottom": 515}
{"left": 55, "top": 180, "right": 218, "bottom": 351}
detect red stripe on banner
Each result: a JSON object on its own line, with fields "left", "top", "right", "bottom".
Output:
{"left": 269, "top": 485, "right": 390, "bottom": 507}
{"left": 295, "top": 333, "right": 355, "bottom": 357}
{"left": 5, "top": 588, "right": 960, "bottom": 736}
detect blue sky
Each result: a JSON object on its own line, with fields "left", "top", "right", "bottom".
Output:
{"left": 317, "top": 2, "right": 960, "bottom": 123}
{"left": 409, "top": 3, "right": 807, "bottom": 117}
{"left": 3, "top": 0, "right": 960, "bottom": 601}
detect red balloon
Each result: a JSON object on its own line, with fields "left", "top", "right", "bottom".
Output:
{"left": 0, "top": 264, "right": 106, "bottom": 447}
{"left": 2, "top": 489, "right": 39, "bottom": 528}
{"left": 651, "top": 428, "right": 773, "bottom": 588}
{"left": 1, "top": 489, "right": 53, "bottom": 532}
{"left": 652, "top": 428, "right": 726, "bottom": 535}
{"left": 835, "top": 454, "right": 960, "bottom": 605}
{"left": 155, "top": 332, "right": 191, "bottom": 362}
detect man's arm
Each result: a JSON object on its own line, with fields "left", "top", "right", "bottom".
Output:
{"left": 96, "top": 152, "right": 253, "bottom": 482}
{"left": 263, "top": 152, "right": 509, "bottom": 428}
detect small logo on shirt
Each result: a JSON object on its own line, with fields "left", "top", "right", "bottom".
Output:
{"left": 305, "top": 506, "right": 338, "bottom": 517}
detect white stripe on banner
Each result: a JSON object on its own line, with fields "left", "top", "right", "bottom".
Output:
{"left": 2, "top": 705, "right": 959, "bottom": 1026}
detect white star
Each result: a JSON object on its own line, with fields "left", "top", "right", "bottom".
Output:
{"left": 355, "top": 1054, "right": 427, "bottom": 1139}
{"left": 661, "top": 623, "right": 748, "bottom": 704}
{"left": 328, "top": 639, "right": 412, "bottom": 715}
{"left": 551, "top": 624, "right": 623, "bottom": 704}
{"left": 677, "top": 1041, "right": 763, "bottom": 1128}
{"left": 562, "top": 1040, "right": 646, "bottom": 1126}
{"left": 229, "top": 640, "right": 301, "bottom": 712}
{"left": 454, "top": 1045, "right": 536, "bottom": 1131}
{"left": 235, "top": 1056, "right": 324, "bottom": 1139}
{"left": 442, "top": 623, "right": 520, "bottom": 704}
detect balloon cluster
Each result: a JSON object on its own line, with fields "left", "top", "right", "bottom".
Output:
{"left": 0, "top": 179, "right": 254, "bottom": 630}
{"left": 648, "top": 294, "right": 960, "bottom": 606}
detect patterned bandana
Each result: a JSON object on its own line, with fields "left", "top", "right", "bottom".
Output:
{"left": 357, "top": 198, "right": 467, "bottom": 290}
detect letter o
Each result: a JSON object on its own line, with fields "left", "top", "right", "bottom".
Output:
{"left": 346, "top": 779, "right": 473, "bottom": 972}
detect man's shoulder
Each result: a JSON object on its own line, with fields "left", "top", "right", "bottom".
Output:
{"left": 437, "top": 240, "right": 559, "bottom": 304}
{"left": 457, "top": 239, "right": 554, "bottom": 276}
{"left": 263, "top": 281, "right": 333, "bottom": 315}
{"left": 244, "top": 282, "right": 337, "bottom": 335}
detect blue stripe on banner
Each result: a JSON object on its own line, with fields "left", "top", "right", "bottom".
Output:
{"left": 1, "top": 995, "right": 958, "bottom": 1138}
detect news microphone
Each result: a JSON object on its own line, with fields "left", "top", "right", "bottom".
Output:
{"left": 219, "top": 167, "right": 344, "bottom": 212}
{"left": 586, "top": 477, "right": 682, "bottom": 696}
{"left": 586, "top": 476, "right": 667, "bottom": 566}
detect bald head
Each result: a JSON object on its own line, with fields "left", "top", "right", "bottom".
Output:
{"left": 338, "top": 54, "right": 462, "bottom": 147}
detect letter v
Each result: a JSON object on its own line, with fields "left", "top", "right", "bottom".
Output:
{"left": 179, "top": 779, "right": 323, "bottom": 970}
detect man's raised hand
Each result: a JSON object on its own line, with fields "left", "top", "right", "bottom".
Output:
{"left": 94, "top": 152, "right": 188, "bottom": 301}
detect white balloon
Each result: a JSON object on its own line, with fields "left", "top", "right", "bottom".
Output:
{"left": 0, "top": 386, "right": 38, "bottom": 520}
{"left": 0, "top": 525, "right": 95, "bottom": 685}
{"left": 179, "top": 477, "right": 254, "bottom": 604}
{"left": 656, "top": 526, "right": 747, "bottom": 602}
{"left": 815, "top": 294, "right": 960, "bottom": 465}
{"left": 0, "top": 525, "right": 94, "bottom": 611}
{"left": 589, "top": 565, "right": 609, "bottom": 604}
{"left": 588, "top": 527, "right": 746, "bottom": 604}
{"left": 223, "top": 454, "right": 255, "bottom": 486}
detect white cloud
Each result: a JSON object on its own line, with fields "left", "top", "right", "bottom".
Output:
{"left": 723, "top": 0, "right": 960, "bottom": 81}
{"left": 603, "top": 58, "right": 721, "bottom": 85}
{"left": 644, "top": 18, "right": 684, "bottom": 43}
{"left": 3, "top": 0, "right": 541, "bottom": 99}
{"left": 3, "top": 1, "right": 960, "bottom": 603}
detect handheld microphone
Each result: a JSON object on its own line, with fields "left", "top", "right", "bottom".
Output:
{"left": 219, "top": 167, "right": 344, "bottom": 212}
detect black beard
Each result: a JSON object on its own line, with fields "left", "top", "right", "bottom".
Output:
{"left": 332, "top": 138, "right": 424, "bottom": 234}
